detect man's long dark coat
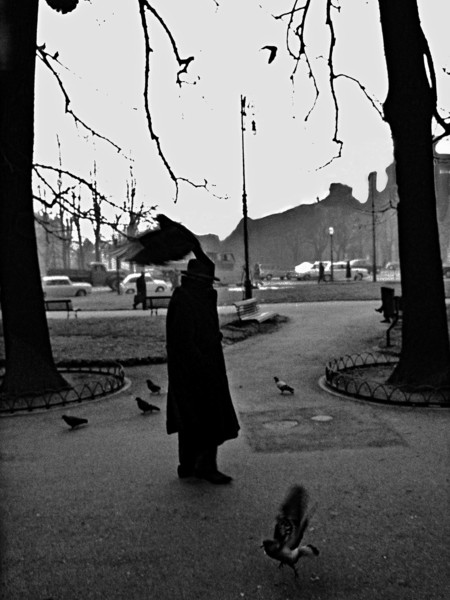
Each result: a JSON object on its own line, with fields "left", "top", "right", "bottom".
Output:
{"left": 166, "top": 277, "right": 240, "bottom": 446}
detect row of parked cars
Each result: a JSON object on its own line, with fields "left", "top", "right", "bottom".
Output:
{"left": 41, "top": 272, "right": 172, "bottom": 298}
{"left": 257, "top": 259, "right": 409, "bottom": 282}
{"left": 260, "top": 258, "right": 450, "bottom": 282}
{"left": 257, "top": 260, "right": 370, "bottom": 281}
{"left": 293, "top": 260, "right": 369, "bottom": 281}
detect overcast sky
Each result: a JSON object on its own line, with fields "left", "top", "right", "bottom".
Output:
{"left": 34, "top": 0, "right": 450, "bottom": 240}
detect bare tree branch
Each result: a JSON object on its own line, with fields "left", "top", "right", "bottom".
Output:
{"left": 136, "top": 0, "right": 228, "bottom": 203}
{"left": 274, "top": 0, "right": 319, "bottom": 111}
{"left": 323, "top": 0, "right": 343, "bottom": 166}
{"left": 137, "top": 0, "right": 180, "bottom": 198}
{"left": 33, "top": 163, "right": 151, "bottom": 231}
{"left": 141, "top": 0, "right": 195, "bottom": 86}
{"left": 334, "top": 73, "right": 384, "bottom": 118}
{"left": 36, "top": 44, "right": 123, "bottom": 153}
{"left": 275, "top": 0, "right": 392, "bottom": 168}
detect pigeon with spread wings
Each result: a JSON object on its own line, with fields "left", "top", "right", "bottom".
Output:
{"left": 262, "top": 485, "right": 319, "bottom": 577}
{"left": 111, "top": 214, "right": 211, "bottom": 267}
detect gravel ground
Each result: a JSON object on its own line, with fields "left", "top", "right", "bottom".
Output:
{"left": 1, "top": 301, "right": 449, "bottom": 600}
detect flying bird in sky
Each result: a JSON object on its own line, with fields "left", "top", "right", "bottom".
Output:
{"left": 62, "top": 415, "right": 88, "bottom": 429}
{"left": 262, "top": 485, "right": 319, "bottom": 577}
{"left": 146, "top": 379, "right": 161, "bottom": 394}
{"left": 111, "top": 214, "right": 212, "bottom": 267}
{"left": 261, "top": 45, "right": 278, "bottom": 64}
{"left": 274, "top": 377, "right": 294, "bottom": 394}
{"left": 136, "top": 397, "right": 160, "bottom": 414}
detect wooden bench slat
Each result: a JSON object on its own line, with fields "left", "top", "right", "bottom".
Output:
{"left": 145, "top": 295, "right": 172, "bottom": 314}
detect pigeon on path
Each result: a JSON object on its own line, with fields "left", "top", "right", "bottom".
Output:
{"left": 136, "top": 397, "right": 160, "bottom": 414}
{"left": 146, "top": 379, "right": 161, "bottom": 394}
{"left": 62, "top": 415, "right": 88, "bottom": 429}
{"left": 274, "top": 376, "right": 294, "bottom": 394}
{"left": 262, "top": 485, "right": 319, "bottom": 577}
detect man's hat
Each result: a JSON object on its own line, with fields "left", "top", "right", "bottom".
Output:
{"left": 181, "top": 259, "right": 220, "bottom": 281}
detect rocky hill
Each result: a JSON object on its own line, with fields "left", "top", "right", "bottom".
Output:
{"left": 199, "top": 164, "right": 401, "bottom": 269}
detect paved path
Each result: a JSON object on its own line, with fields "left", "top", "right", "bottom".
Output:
{"left": 1, "top": 301, "right": 449, "bottom": 599}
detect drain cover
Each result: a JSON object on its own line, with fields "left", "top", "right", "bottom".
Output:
{"left": 311, "top": 415, "right": 333, "bottom": 422}
{"left": 263, "top": 419, "right": 299, "bottom": 431}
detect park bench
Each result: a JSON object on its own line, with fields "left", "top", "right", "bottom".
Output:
{"left": 376, "top": 286, "right": 403, "bottom": 346}
{"left": 44, "top": 298, "right": 79, "bottom": 318}
{"left": 233, "top": 298, "right": 277, "bottom": 323}
{"left": 145, "top": 295, "right": 172, "bottom": 315}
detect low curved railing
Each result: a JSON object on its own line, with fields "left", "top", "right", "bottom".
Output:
{"left": 325, "top": 352, "right": 450, "bottom": 407}
{"left": 0, "top": 360, "right": 126, "bottom": 414}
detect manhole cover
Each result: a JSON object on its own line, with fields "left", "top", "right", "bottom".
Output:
{"left": 263, "top": 419, "right": 299, "bottom": 431}
{"left": 311, "top": 415, "right": 333, "bottom": 422}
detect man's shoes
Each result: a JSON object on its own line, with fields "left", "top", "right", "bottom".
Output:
{"left": 177, "top": 465, "right": 194, "bottom": 479}
{"left": 194, "top": 469, "right": 233, "bottom": 485}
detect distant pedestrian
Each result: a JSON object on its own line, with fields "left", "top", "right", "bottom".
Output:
{"left": 133, "top": 272, "right": 147, "bottom": 309}
{"left": 346, "top": 260, "right": 351, "bottom": 280}
{"left": 166, "top": 258, "right": 240, "bottom": 485}
{"left": 253, "top": 262, "right": 261, "bottom": 283}
{"left": 318, "top": 261, "right": 325, "bottom": 283}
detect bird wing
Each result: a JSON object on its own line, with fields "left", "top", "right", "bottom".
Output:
{"left": 111, "top": 214, "right": 202, "bottom": 266}
{"left": 261, "top": 45, "right": 277, "bottom": 64}
{"left": 274, "top": 485, "right": 310, "bottom": 550}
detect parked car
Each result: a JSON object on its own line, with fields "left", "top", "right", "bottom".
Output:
{"left": 120, "top": 272, "right": 171, "bottom": 295}
{"left": 299, "top": 261, "right": 368, "bottom": 281}
{"left": 349, "top": 258, "right": 381, "bottom": 275}
{"left": 42, "top": 275, "right": 92, "bottom": 297}
{"left": 299, "top": 261, "right": 331, "bottom": 280}
{"left": 442, "top": 264, "right": 450, "bottom": 278}
{"left": 333, "top": 261, "right": 368, "bottom": 281}
{"left": 289, "top": 261, "right": 314, "bottom": 280}
{"left": 284, "top": 269, "right": 307, "bottom": 280}
{"left": 257, "top": 264, "right": 291, "bottom": 280}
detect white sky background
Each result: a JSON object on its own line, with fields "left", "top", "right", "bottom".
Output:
{"left": 34, "top": 0, "right": 450, "bottom": 241}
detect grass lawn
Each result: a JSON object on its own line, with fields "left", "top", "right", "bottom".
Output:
{"left": 69, "top": 279, "right": 407, "bottom": 311}
{"left": 0, "top": 279, "right": 449, "bottom": 363}
{"left": 45, "top": 316, "right": 168, "bottom": 363}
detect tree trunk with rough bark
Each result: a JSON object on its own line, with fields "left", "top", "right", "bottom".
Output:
{"left": 378, "top": 0, "right": 450, "bottom": 387}
{"left": 0, "top": 0, "right": 69, "bottom": 396}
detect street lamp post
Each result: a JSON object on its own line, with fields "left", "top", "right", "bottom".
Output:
{"left": 328, "top": 227, "right": 334, "bottom": 282}
{"left": 240, "top": 95, "right": 252, "bottom": 300}
{"left": 369, "top": 172, "right": 378, "bottom": 282}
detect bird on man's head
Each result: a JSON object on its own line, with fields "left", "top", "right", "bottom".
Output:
{"left": 262, "top": 484, "right": 319, "bottom": 578}
{"left": 62, "top": 415, "right": 88, "bottom": 429}
{"left": 274, "top": 377, "right": 294, "bottom": 394}
{"left": 111, "top": 214, "right": 212, "bottom": 268}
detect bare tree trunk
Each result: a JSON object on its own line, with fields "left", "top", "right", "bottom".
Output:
{"left": 379, "top": 0, "right": 450, "bottom": 386}
{"left": 0, "top": 0, "right": 69, "bottom": 395}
